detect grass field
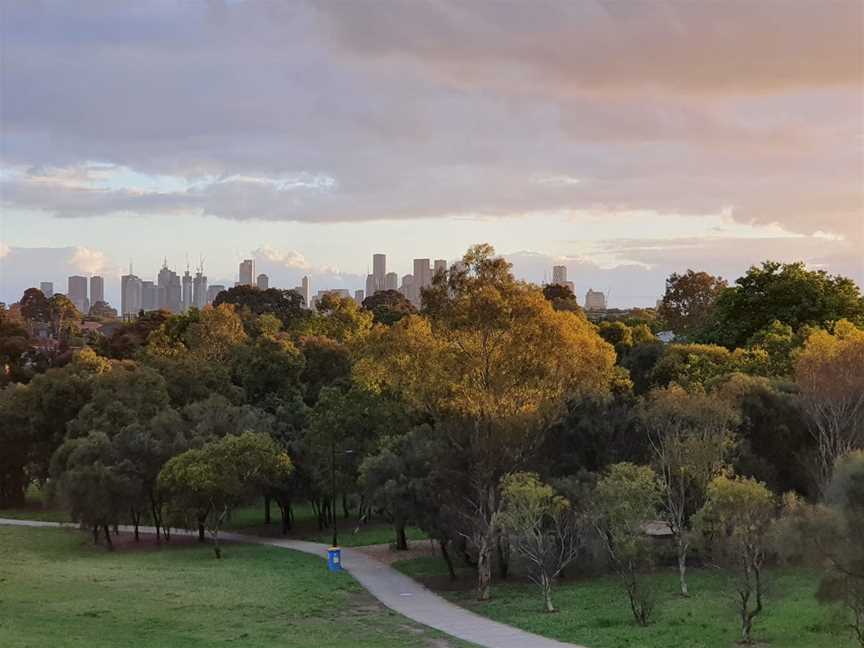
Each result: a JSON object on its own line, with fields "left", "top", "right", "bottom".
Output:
{"left": 0, "top": 525, "right": 467, "bottom": 648}
{"left": 395, "top": 556, "right": 857, "bottom": 648}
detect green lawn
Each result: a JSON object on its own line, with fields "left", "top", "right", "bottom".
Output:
{"left": 0, "top": 525, "right": 467, "bottom": 648}
{"left": 395, "top": 556, "right": 856, "bottom": 648}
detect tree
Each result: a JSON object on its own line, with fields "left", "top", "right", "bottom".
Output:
{"left": 591, "top": 463, "right": 662, "bottom": 626}
{"left": 641, "top": 385, "right": 738, "bottom": 596}
{"left": 694, "top": 475, "right": 776, "bottom": 644}
{"left": 495, "top": 472, "right": 582, "bottom": 613}
{"left": 299, "top": 335, "right": 352, "bottom": 404}
{"left": 362, "top": 289, "right": 416, "bottom": 325}
{"left": 231, "top": 334, "right": 305, "bottom": 404}
{"left": 795, "top": 320, "right": 864, "bottom": 495}
{"left": 19, "top": 288, "right": 52, "bottom": 325}
{"left": 648, "top": 343, "right": 737, "bottom": 391}
{"left": 356, "top": 244, "right": 616, "bottom": 600}
{"left": 310, "top": 293, "right": 373, "bottom": 343}
{"left": 88, "top": 301, "right": 118, "bottom": 320}
{"left": 213, "top": 285, "right": 307, "bottom": 328}
{"left": 598, "top": 321, "right": 634, "bottom": 359}
{"left": 48, "top": 293, "right": 81, "bottom": 338}
{"left": 542, "top": 284, "right": 580, "bottom": 312}
{"left": 183, "top": 304, "right": 247, "bottom": 363}
{"left": 159, "top": 432, "right": 293, "bottom": 558}
{"left": 704, "top": 261, "right": 864, "bottom": 349}
{"left": 658, "top": 270, "right": 727, "bottom": 339}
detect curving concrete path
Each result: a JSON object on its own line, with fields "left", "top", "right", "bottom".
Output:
{"left": 1, "top": 517, "right": 585, "bottom": 648}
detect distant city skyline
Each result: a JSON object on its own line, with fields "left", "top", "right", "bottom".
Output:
{"left": 1, "top": 3, "right": 861, "bottom": 309}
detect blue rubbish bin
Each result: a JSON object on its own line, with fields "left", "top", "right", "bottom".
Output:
{"left": 327, "top": 546, "right": 343, "bottom": 572}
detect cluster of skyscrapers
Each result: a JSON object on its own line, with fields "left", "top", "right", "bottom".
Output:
{"left": 37, "top": 276, "right": 105, "bottom": 314}
{"left": 357, "top": 254, "right": 448, "bottom": 308}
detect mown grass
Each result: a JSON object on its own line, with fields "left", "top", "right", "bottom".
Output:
{"left": 0, "top": 525, "right": 466, "bottom": 648}
{"left": 395, "top": 555, "right": 856, "bottom": 648}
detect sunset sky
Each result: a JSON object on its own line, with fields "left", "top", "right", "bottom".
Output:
{"left": 1, "top": 0, "right": 862, "bottom": 307}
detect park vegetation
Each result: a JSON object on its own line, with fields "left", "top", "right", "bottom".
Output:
{"left": 1, "top": 245, "right": 863, "bottom": 644}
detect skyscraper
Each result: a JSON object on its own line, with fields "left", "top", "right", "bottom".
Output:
{"left": 584, "top": 289, "right": 607, "bottom": 311}
{"left": 411, "top": 258, "right": 431, "bottom": 306}
{"left": 193, "top": 269, "right": 208, "bottom": 309}
{"left": 301, "top": 275, "right": 311, "bottom": 309}
{"left": 158, "top": 262, "right": 182, "bottom": 313}
{"left": 207, "top": 284, "right": 226, "bottom": 304}
{"left": 89, "top": 275, "right": 104, "bottom": 305}
{"left": 121, "top": 273, "right": 142, "bottom": 317}
{"left": 141, "top": 281, "right": 157, "bottom": 311}
{"left": 40, "top": 282, "right": 53, "bottom": 298}
{"left": 182, "top": 269, "right": 193, "bottom": 312}
{"left": 239, "top": 259, "right": 255, "bottom": 286}
{"left": 551, "top": 265, "right": 575, "bottom": 294}
{"left": 68, "top": 275, "right": 88, "bottom": 313}
{"left": 365, "top": 274, "right": 376, "bottom": 300}
{"left": 385, "top": 272, "right": 398, "bottom": 291}
{"left": 434, "top": 259, "right": 447, "bottom": 277}
{"left": 372, "top": 253, "right": 386, "bottom": 294}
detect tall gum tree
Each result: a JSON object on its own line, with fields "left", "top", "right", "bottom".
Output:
{"left": 355, "top": 244, "right": 616, "bottom": 600}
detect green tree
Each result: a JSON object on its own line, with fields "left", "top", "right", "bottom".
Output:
{"left": 88, "top": 300, "right": 118, "bottom": 320}
{"left": 694, "top": 475, "right": 776, "bottom": 644}
{"left": 542, "top": 284, "right": 580, "bottom": 312}
{"left": 299, "top": 335, "right": 352, "bottom": 404}
{"left": 362, "top": 289, "right": 416, "bottom": 326}
{"left": 495, "top": 472, "right": 582, "bottom": 612}
{"left": 795, "top": 320, "right": 864, "bottom": 495}
{"left": 213, "top": 285, "right": 307, "bottom": 328}
{"left": 705, "top": 261, "right": 864, "bottom": 348}
{"left": 48, "top": 293, "right": 81, "bottom": 338}
{"left": 356, "top": 244, "right": 616, "bottom": 600}
{"left": 658, "top": 270, "right": 727, "bottom": 339}
{"left": 159, "top": 432, "right": 293, "bottom": 557}
{"left": 641, "top": 385, "right": 738, "bottom": 595}
{"left": 19, "top": 287, "right": 52, "bottom": 325}
{"left": 649, "top": 343, "right": 737, "bottom": 391}
{"left": 310, "top": 293, "right": 373, "bottom": 343}
{"left": 591, "top": 463, "right": 662, "bottom": 626}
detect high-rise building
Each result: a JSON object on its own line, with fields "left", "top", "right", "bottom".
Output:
{"left": 121, "top": 273, "right": 142, "bottom": 317}
{"left": 365, "top": 274, "right": 376, "bottom": 300}
{"left": 207, "top": 284, "right": 226, "bottom": 304}
{"left": 385, "top": 272, "right": 398, "bottom": 291}
{"left": 584, "top": 289, "right": 607, "bottom": 312}
{"left": 193, "top": 269, "right": 208, "bottom": 309}
{"left": 433, "top": 259, "right": 447, "bottom": 277}
{"left": 354, "top": 289, "right": 365, "bottom": 305}
{"left": 551, "top": 265, "right": 575, "bottom": 295}
{"left": 141, "top": 281, "right": 157, "bottom": 311}
{"left": 40, "top": 282, "right": 54, "bottom": 298}
{"left": 372, "top": 253, "right": 386, "bottom": 294}
{"left": 157, "top": 262, "right": 182, "bottom": 313}
{"left": 239, "top": 259, "right": 255, "bottom": 286}
{"left": 400, "top": 274, "right": 414, "bottom": 302}
{"left": 257, "top": 274, "right": 269, "bottom": 290}
{"left": 68, "top": 275, "right": 88, "bottom": 313}
{"left": 301, "top": 276, "right": 311, "bottom": 309}
{"left": 89, "top": 276, "right": 104, "bottom": 305}
{"left": 410, "top": 259, "right": 431, "bottom": 306}
{"left": 182, "top": 270, "right": 194, "bottom": 312}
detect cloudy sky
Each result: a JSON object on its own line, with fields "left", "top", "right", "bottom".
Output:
{"left": 1, "top": 0, "right": 862, "bottom": 307}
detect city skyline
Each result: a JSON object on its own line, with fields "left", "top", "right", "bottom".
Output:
{"left": 1, "top": 2, "right": 862, "bottom": 309}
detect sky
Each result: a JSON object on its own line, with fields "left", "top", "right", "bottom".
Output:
{"left": 1, "top": 0, "right": 862, "bottom": 308}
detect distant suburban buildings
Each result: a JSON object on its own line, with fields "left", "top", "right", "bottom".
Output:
{"left": 584, "top": 289, "right": 607, "bottom": 312}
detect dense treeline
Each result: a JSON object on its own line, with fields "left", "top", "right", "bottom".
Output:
{"left": 1, "top": 246, "right": 863, "bottom": 643}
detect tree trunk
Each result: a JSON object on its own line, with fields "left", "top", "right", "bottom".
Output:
{"left": 395, "top": 522, "right": 408, "bottom": 551}
{"left": 150, "top": 498, "right": 162, "bottom": 545}
{"left": 93, "top": 525, "right": 100, "bottom": 545}
{"left": 476, "top": 532, "right": 492, "bottom": 601}
{"left": 264, "top": 495, "right": 271, "bottom": 524}
{"left": 440, "top": 539, "right": 457, "bottom": 581}
{"left": 131, "top": 509, "right": 140, "bottom": 542}
{"left": 103, "top": 524, "right": 113, "bottom": 550}
{"left": 198, "top": 522, "right": 205, "bottom": 542}
{"left": 677, "top": 537, "right": 689, "bottom": 597}
{"left": 496, "top": 532, "right": 510, "bottom": 580}
{"left": 542, "top": 573, "right": 556, "bottom": 613}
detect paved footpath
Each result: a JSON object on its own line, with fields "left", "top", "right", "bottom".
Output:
{"left": 1, "top": 518, "right": 585, "bottom": 648}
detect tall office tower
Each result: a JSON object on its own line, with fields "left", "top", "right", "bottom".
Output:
{"left": 552, "top": 265, "right": 567, "bottom": 285}
{"left": 385, "top": 272, "right": 398, "bottom": 291}
{"left": 121, "top": 273, "right": 143, "bottom": 317}
{"left": 412, "top": 259, "right": 431, "bottom": 305}
{"left": 301, "top": 276, "right": 311, "bottom": 309}
{"left": 372, "top": 253, "right": 386, "bottom": 293}
{"left": 354, "top": 290, "right": 365, "bottom": 305}
{"left": 157, "top": 262, "right": 183, "bottom": 313}
{"left": 257, "top": 274, "right": 269, "bottom": 290}
{"left": 239, "top": 259, "right": 255, "bottom": 286}
{"left": 365, "top": 274, "right": 376, "bottom": 300}
{"left": 207, "top": 284, "right": 226, "bottom": 304}
{"left": 40, "top": 282, "right": 54, "bottom": 298}
{"left": 182, "top": 270, "right": 193, "bottom": 312}
{"left": 584, "top": 289, "right": 607, "bottom": 312}
{"left": 68, "top": 275, "right": 88, "bottom": 313}
{"left": 89, "top": 275, "right": 105, "bottom": 305}
{"left": 193, "top": 270, "right": 208, "bottom": 309}
{"left": 400, "top": 274, "right": 414, "bottom": 301}
{"left": 141, "top": 281, "right": 156, "bottom": 310}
